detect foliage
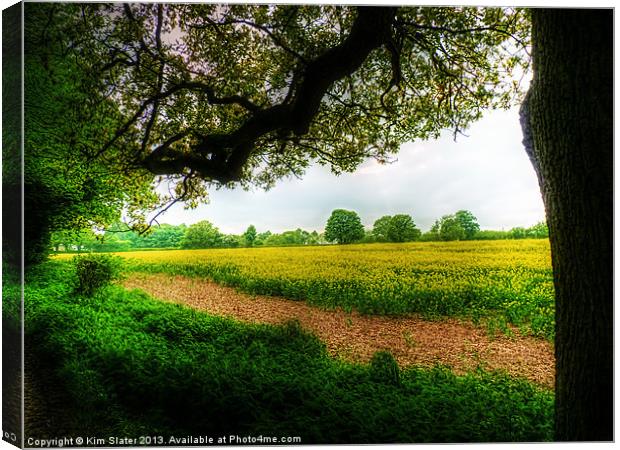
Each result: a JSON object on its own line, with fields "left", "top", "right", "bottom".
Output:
{"left": 430, "top": 210, "right": 480, "bottom": 241}
{"left": 91, "top": 233, "right": 133, "bottom": 253}
{"left": 22, "top": 261, "right": 553, "bottom": 442}
{"left": 324, "top": 209, "right": 365, "bottom": 244}
{"left": 120, "top": 239, "right": 556, "bottom": 339}
{"left": 432, "top": 215, "right": 466, "bottom": 241}
{"left": 51, "top": 223, "right": 329, "bottom": 251}
{"left": 454, "top": 210, "right": 481, "bottom": 239}
{"left": 510, "top": 227, "right": 528, "bottom": 239}
{"left": 180, "top": 220, "right": 224, "bottom": 249}
{"left": 74, "top": 254, "right": 122, "bottom": 296}
{"left": 221, "top": 234, "right": 243, "bottom": 248}
{"left": 40, "top": 4, "right": 529, "bottom": 194}
{"left": 52, "top": 224, "right": 189, "bottom": 252}
{"left": 263, "top": 229, "right": 323, "bottom": 247}
{"left": 372, "top": 214, "right": 421, "bottom": 243}
{"left": 370, "top": 351, "right": 401, "bottom": 386}
{"left": 387, "top": 214, "right": 422, "bottom": 243}
{"left": 528, "top": 221, "right": 548, "bottom": 238}
{"left": 511, "top": 221, "right": 548, "bottom": 239}
{"left": 243, "top": 225, "right": 258, "bottom": 247}
{"left": 50, "top": 217, "right": 549, "bottom": 253}
{"left": 21, "top": 4, "right": 170, "bottom": 264}
{"left": 51, "top": 229, "right": 98, "bottom": 252}
{"left": 128, "top": 224, "right": 188, "bottom": 249}
{"left": 372, "top": 216, "right": 393, "bottom": 242}
{"left": 473, "top": 230, "right": 512, "bottom": 240}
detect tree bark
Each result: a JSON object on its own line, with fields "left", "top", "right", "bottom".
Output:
{"left": 521, "top": 9, "right": 613, "bottom": 441}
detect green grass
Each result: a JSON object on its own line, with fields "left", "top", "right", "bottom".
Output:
{"left": 19, "top": 261, "right": 554, "bottom": 443}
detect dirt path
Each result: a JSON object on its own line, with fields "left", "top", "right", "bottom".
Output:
{"left": 123, "top": 273, "right": 555, "bottom": 388}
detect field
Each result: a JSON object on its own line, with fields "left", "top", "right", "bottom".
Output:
{"left": 121, "top": 239, "right": 555, "bottom": 340}
{"left": 21, "top": 239, "right": 556, "bottom": 442}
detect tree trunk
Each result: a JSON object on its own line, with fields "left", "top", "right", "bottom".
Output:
{"left": 521, "top": 9, "right": 613, "bottom": 441}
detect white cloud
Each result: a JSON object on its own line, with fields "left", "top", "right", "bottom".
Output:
{"left": 159, "top": 107, "right": 546, "bottom": 234}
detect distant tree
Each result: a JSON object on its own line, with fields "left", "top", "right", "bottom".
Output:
{"left": 510, "top": 227, "right": 528, "bottom": 239}
{"left": 372, "top": 216, "right": 392, "bottom": 242}
{"left": 281, "top": 229, "right": 307, "bottom": 245}
{"left": 221, "top": 234, "right": 242, "bottom": 248}
{"left": 419, "top": 231, "right": 439, "bottom": 242}
{"left": 433, "top": 215, "right": 466, "bottom": 241}
{"left": 527, "top": 221, "right": 549, "bottom": 238}
{"left": 94, "top": 233, "right": 132, "bottom": 252}
{"left": 454, "top": 210, "right": 480, "bottom": 239}
{"left": 50, "top": 229, "right": 96, "bottom": 252}
{"left": 254, "top": 231, "right": 272, "bottom": 246}
{"left": 263, "top": 234, "right": 282, "bottom": 246}
{"left": 387, "top": 214, "right": 421, "bottom": 242}
{"left": 261, "top": 228, "right": 317, "bottom": 246}
{"left": 151, "top": 224, "right": 187, "bottom": 248}
{"left": 51, "top": 228, "right": 108, "bottom": 252}
{"left": 181, "top": 220, "right": 223, "bottom": 249}
{"left": 506, "top": 222, "right": 548, "bottom": 240}
{"left": 131, "top": 223, "right": 187, "bottom": 248}
{"left": 324, "top": 209, "right": 365, "bottom": 244}
{"left": 359, "top": 229, "right": 377, "bottom": 244}
{"left": 50, "top": 230, "right": 71, "bottom": 252}
{"left": 473, "top": 230, "right": 511, "bottom": 240}
{"left": 308, "top": 231, "right": 321, "bottom": 245}
{"left": 243, "top": 225, "right": 258, "bottom": 247}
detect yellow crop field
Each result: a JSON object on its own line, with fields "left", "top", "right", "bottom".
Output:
{"left": 115, "top": 239, "right": 555, "bottom": 339}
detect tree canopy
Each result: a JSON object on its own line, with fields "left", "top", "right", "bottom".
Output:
{"left": 324, "top": 209, "right": 365, "bottom": 244}
{"left": 387, "top": 214, "right": 422, "bottom": 242}
{"left": 454, "top": 210, "right": 480, "bottom": 239}
{"left": 21, "top": 4, "right": 181, "bottom": 262}
{"left": 243, "top": 225, "right": 258, "bottom": 247}
{"left": 33, "top": 4, "right": 529, "bottom": 209}
{"left": 372, "top": 214, "right": 421, "bottom": 242}
{"left": 180, "top": 220, "right": 223, "bottom": 249}
{"left": 430, "top": 210, "right": 480, "bottom": 241}
{"left": 372, "top": 216, "right": 394, "bottom": 242}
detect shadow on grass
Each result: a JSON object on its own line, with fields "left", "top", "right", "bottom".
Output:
{"left": 20, "top": 261, "right": 554, "bottom": 444}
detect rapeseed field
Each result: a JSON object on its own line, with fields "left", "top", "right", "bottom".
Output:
{"left": 120, "top": 239, "right": 554, "bottom": 339}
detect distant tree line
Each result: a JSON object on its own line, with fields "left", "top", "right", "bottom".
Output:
{"left": 51, "top": 221, "right": 327, "bottom": 252}
{"left": 328, "top": 209, "right": 548, "bottom": 245}
{"left": 51, "top": 209, "right": 548, "bottom": 252}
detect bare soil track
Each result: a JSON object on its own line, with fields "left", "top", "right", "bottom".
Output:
{"left": 123, "top": 273, "right": 555, "bottom": 388}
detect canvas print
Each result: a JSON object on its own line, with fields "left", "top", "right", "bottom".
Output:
{"left": 2, "top": 2, "right": 613, "bottom": 447}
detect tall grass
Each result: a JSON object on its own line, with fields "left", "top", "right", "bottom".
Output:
{"left": 22, "top": 261, "right": 554, "bottom": 443}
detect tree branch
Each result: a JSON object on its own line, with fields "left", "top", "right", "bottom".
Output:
{"left": 398, "top": 19, "right": 527, "bottom": 49}
{"left": 192, "top": 17, "right": 308, "bottom": 63}
{"left": 140, "top": 6, "right": 399, "bottom": 184}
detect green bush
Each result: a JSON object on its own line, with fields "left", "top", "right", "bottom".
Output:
{"left": 74, "top": 254, "right": 122, "bottom": 296}
{"left": 370, "top": 350, "right": 401, "bottom": 386}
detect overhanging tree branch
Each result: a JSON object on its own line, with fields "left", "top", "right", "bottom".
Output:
{"left": 141, "top": 6, "right": 398, "bottom": 184}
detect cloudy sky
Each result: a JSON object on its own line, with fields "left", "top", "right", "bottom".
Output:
{"left": 159, "top": 106, "right": 546, "bottom": 234}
